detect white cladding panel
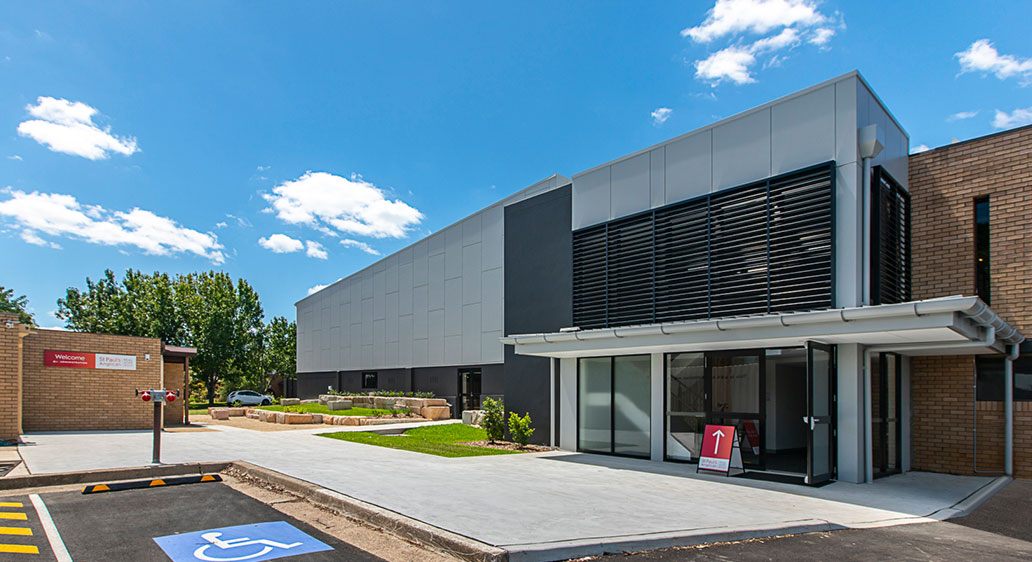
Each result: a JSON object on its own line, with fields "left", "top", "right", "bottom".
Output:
{"left": 571, "top": 73, "right": 902, "bottom": 228}
{"left": 297, "top": 174, "right": 568, "bottom": 372}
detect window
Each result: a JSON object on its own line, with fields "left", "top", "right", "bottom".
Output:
{"left": 362, "top": 372, "right": 378, "bottom": 389}
{"left": 975, "top": 196, "right": 991, "bottom": 304}
{"left": 870, "top": 167, "right": 911, "bottom": 305}
{"left": 976, "top": 355, "right": 1032, "bottom": 401}
{"left": 577, "top": 355, "right": 651, "bottom": 457}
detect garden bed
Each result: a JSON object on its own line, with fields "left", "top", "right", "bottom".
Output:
{"left": 319, "top": 424, "right": 545, "bottom": 457}
{"left": 240, "top": 405, "right": 426, "bottom": 427}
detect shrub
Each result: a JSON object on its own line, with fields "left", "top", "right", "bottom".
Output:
{"left": 508, "top": 412, "right": 534, "bottom": 448}
{"left": 481, "top": 397, "right": 505, "bottom": 443}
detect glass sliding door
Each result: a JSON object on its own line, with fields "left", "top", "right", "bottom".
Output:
{"left": 872, "top": 352, "right": 901, "bottom": 478}
{"left": 613, "top": 356, "right": 652, "bottom": 456}
{"left": 667, "top": 353, "right": 706, "bottom": 461}
{"left": 577, "top": 355, "right": 651, "bottom": 458}
{"left": 709, "top": 351, "right": 764, "bottom": 468}
{"left": 578, "top": 357, "right": 613, "bottom": 453}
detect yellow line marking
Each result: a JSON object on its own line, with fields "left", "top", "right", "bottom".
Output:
{"left": 0, "top": 543, "right": 39, "bottom": 554}
{"left": 0, "top": 527, "right": 32, "bottom": 536}
{"left": 90, "top": 484, "right": 110, "bottom": 492}
{"left": 149, "top": 479, "right": 166, "bottom": 487}
{"left": 200, "top": 475, "right": 215, "bottom": 482}
{"left": 0, "top": 503, "right": 24, "bottom": 508}
{"left": 0, "top": 513, "right": 27, "bottom": 521}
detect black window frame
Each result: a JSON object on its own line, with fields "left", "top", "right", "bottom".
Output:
{"left": 974, "top": 196, "right": 991, "bottom": 305}
{"left": 361, "top": 371, "right": 378, "bottom": 389}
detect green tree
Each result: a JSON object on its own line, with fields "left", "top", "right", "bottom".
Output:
{"left": 0, "top": 286, "right": 35, "bottom": 326}
{"left": 176, "top": 272, "right": 244, "bottom": 406}
{"left": 255, "top": 316, "right": 296, "bottom": 393}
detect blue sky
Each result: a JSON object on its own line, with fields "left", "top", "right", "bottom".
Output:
{"left": 1, "top": 0, "right": 1030, "bottom": 326}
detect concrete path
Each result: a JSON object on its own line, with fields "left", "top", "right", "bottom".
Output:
{"left": 15, "top": 425, "right": 999, "bottom": 560}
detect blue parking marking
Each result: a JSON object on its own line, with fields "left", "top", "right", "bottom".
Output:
{"left": 154, "top": 521, "right": 332, "bottom": 562}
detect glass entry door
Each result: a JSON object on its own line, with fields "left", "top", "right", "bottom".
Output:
{"left": 805, "top": 342, "right": 836, "bottom": 485}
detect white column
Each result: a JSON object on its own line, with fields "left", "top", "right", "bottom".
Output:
{"left": 559, "top": 357, "right": 578, "bottom": 451}
{"left": 836, "top": 343, "right": 866, "bottom": 483}
{"left": 901, "top": 355, "right": 911, "bottom": 473}
{"left": 650, "top": 353, "right": 664, "bottom": 461}
{"left": 549, "top": 359, "right": 556, "bottom": 448}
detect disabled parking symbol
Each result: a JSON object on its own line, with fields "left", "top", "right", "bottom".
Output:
{"left": 154, "top": 521, "right": 332, "bottom": 561}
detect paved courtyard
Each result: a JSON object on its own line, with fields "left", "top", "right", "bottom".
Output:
{"left": 14, "top": 422, "right": 1003, "bottom": 560}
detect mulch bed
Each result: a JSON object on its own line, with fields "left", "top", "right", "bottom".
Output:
{"left": 462, "top": 440, "right": 554, "bottom": 453}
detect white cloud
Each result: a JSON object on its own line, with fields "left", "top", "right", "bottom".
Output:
{"left": 0, "top": 189, "right": 224, "bottom": 263}
{"left": 17, "top": 97, "right": 139, "bottom": 160}
{"left": 263, "top": 171, "right": 422, "bottom": 239}
{"left": 808, "top": 27, "right": 835, "bottom": 47}
{"left": 651, "top": 107, "right": 673, "bottom": 125}
{"left": 215, "top": 221, "right": 228, "bottom": 229}
{"left": 305, "top": 240, "right": 328, "bottom": 259}
{"left": 695, "top": 46, "right": 756, "bottom": 85}
{"left": 911, "top": 144, "right": 931, "bottom": 154}
{"left": 682, "top": 0, "right": 825, "bottom": 42}
{"left": 956, "top": 39, "right": 1032, "bottom": 84}
{"left": 340, "top": 238, "right": 381, "bottom": 256}
{"left": 307, "top": 283, "right": 328, "bottom": 296}
{"left": 684, "top": 0, "right": 839, "bottom": 86}
{"left": 20, "top": 229, "right": 61, "bottom": 249}
{"left": 258, "top": 233, "right": 303, "bottom": 253}
{"left": 992, "top": 107, "right": 1032, "bottom": 129}
{"left": 7, "top": 155, "right": 22, "bottom": 161}
{"left": 947, "top": 110, "right": 979, "bottom": 122}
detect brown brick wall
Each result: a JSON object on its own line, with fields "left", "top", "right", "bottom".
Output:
{"left": 162, "top": 361, "right": 186, "bottom": 425}
{"left": 22, "top": 329, "right": 164, "bottom": 432}
{"left": 909, "top": 124, "right": 1032, "bottom": 477}
{"left": 0, "top": 313, "right": 26, "bottom": 440}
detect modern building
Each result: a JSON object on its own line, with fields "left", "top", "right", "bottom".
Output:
{"left": 296, "top": 71, "right": 1028, "bottom": 485}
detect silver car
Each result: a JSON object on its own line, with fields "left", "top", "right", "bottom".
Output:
{"left": 226, "top": 390, "right": 273, "bottom": 407}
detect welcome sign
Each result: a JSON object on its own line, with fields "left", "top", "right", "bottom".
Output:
{"left": 44, "top": 350, "right": 137, "bottom": 371}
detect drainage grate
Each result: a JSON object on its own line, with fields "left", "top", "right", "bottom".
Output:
{"left": 0, "top": 462, "right": 20, "bottom": 478}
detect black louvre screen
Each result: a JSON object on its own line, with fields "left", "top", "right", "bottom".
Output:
{"left": 572, "top": 223, "right": 607, "bottom": 329}
{"left": 572, "top": 162, "right": 835, "bottom": 329}
{"left": 871, "top": 167, "right": 911, "bottom": 305}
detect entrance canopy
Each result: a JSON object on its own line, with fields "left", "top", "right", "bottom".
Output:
{"left": 502, "top": 296, "right": 1024, "bottom": 358}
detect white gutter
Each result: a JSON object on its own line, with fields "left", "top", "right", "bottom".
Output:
{"left": 502, "top": 296, "right": 1024, "bottom": 348}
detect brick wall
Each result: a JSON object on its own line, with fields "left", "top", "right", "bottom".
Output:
{"left": 22, "top": 329, "right": 164, "bottom": 432}
{"left": 162, "top": 361, "right": 186, "bottom": 425}
{"left": 909, "top": 124, "right": 1032, "bottom": 477}
{"left": 0, "top": 313, "right": 26, "bottom": 440}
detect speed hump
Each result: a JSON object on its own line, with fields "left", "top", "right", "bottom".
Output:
{"left": 697, "top": 424, "right": 744, "bottom": 476}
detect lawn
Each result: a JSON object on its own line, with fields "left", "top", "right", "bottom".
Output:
{"left": 319, "top": 423, "right": 520, "bottom": 458}
{"left": 258, "top": 404, "right": 407, "bottom": 417}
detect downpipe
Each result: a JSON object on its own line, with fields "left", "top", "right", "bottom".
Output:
{"left": 1005, "top": 343, "right": 1018, "bottom": 476}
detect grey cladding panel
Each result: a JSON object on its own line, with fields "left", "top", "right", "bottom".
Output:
{"left": 713, "top": 108, "right": 771, "bottom": 190}
{"left": 610, "top": 152, "right": 650, "bottom": 219}
{"left": 663, "top": 131, "right": 711, "bottom": 205}
{"left": 771, "top": 85, "right": 835, "bottom": 174}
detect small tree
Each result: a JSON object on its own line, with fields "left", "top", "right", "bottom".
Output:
{"left": 508, "top": 412, "right": 534, "bottom": 448}
{"left": 481, "top": 397, "right": 505, "bottom": 443}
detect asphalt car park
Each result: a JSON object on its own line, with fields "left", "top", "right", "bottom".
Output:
{"left": 0, "top": 481, "right": 384, "bottom": 561}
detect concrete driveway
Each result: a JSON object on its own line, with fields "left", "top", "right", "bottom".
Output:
{"left": 14, "top": 424, "right": 1003, "bottom": 561}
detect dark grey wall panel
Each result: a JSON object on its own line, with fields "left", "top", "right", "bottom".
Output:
{"left": 504, "top": 185, "right": 573, "bottom": 444}
{"left": 296, "top": 372, "right": 338, "bottom": 398}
